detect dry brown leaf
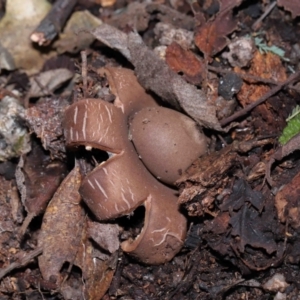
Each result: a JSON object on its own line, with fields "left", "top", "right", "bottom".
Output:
{"left": 38, "top": 164, "right": 84, "bottom": 283}
{"left": 75, "top": 221, "right": 118, "bottom": 300}
{"left": 275, "top": 171, "right": 300, "bottom": 229}
{"left": 166, "top": 42, "right": 204, "bottom": 85}
{"left": 194, "top": 0, "right": 242, "bottom": 57}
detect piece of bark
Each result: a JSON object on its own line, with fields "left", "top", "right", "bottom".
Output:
{"left": 31, "top": 0, "right": 77, "bottom": 46}
{"left": 91, "top": 24, "right": 225, "bottom": 131}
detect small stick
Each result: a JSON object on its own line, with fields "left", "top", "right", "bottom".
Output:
{"left": 252, "top": 1, "right": 277, "bottom": 31}
{"left": 81, "top": 50, "right": 88, "bottom": 98}
{"left": 220, "top": 70, "right": 300, "bottom": 127}
{"left": 0, "top": 247, "right": 43, "bottom": 280}
{"left": 31, "top": 0, "right": 77, "bottom": 46}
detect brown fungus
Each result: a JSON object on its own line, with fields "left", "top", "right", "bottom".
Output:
{"left": 129, "top": 106, "right": 207, "bottom": 185}
{"left": 63, "top": 67, "right": 200, "bottom": 264}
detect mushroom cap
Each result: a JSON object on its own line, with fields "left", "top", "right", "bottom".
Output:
{"left": 129, "top": 107, "right": 207, "bottom": 185}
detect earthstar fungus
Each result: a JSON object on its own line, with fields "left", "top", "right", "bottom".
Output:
{"left": 63, "top": 67, "right": 207, "bottom": 264}
{"left": 129, "top": 106, "right": 207, "bottom": 185}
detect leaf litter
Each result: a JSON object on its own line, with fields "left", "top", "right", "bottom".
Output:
{"left": 1, "top": 0, "right": 300, "bottom": 299}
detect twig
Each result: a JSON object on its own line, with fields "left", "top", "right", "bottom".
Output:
{"left": 220, "top": 70, "right": 300, "bottom": 127}
{"left": 0, "top": 247, "right": 43, "bottom": 280}
{"left": 18, "top": 212, "right": 35, "bottom": 239}
{"left": 252, "top": 1, "right": 277, "bottom": 31}
{"left": 81, "top": 51, "right": 88, "bottom": 98}
{"left": 31, "top": 0, "right": 77, "bottom": 46}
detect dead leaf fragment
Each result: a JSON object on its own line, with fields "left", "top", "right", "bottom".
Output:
{"left": 16, "top": 141, "right": 67, "bottom": 227}
{"left": 277, "top": 0, "right": 300, "bottom": 19}
{"left": 275, "top": 171, "right": 300, "bottom": 228}
{"left": 75, "top": 222, "right": 118, "bottom": 300}
{"left": 220, "top": 179, "right": 264, "bottom": 212}
{"left": 38, "top": 164, "right": 84, "bottom": 283}
{"left": 194, "top": 0, "right": 242, "bottom": 57}
{"left": 54, "top": 10, "right": 102, "bottom": 54}
{"left": 229, "top": 206, "right": 277, "bottom": 255}
{"left": 88, "top": 221, "right": 119, "bottom": 253}
{"left": 266, "top": 133, "right": 300, "bottom": 186}
{"left": 146, "top": 3, "right": 195, "bottom": 30}
{"left": 25, "top": 97, "right": 69, "bottom": 160}
{"left": 236, "top": 51, "right": 287, "bottom": 135}
{"left": 29, "top": 68, "right": 73, "bottom": 97}
{"left": 108, "top": 2, "right": 150, "bottom": 31}
{"left": 166, "top": 42, "right": 204, "bottom": 85}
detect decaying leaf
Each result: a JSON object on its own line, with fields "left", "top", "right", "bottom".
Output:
{"left": 166, "top": 42, "right": 204, "bottom": 85}
{"left": 88, "top": 221, "right": 119, "bottom": 254}
{"left": 194, "top": 0, "right": 242, "bottom": 57}
{"left": 25, "top": 97, "right": 69, "bottom": 160}
{"left": 203, "top": 179, "right": 283, "bottom": 272}
{"left": 229, "top": 205, "right": 277, "bottom": 255}
{"left": 29, "top": 68, "right": 74, "bottom": 97}
{"left": 277, "top": 0, "right": 300, "bottom": 19}
{"left": 220, "top": 179, "right": 264, "bottom": 212}
{"left": 74, "top": 221, "right": 118, "bottom": 300}
{"left": 275, "top": 170, "right": 300, "bottom": 228}
{"left": 38, "top": 164, "right": 84, "bottom": 283}
{"left": 54, "top": 10, "right": 102, "bottom": 54}
{"left": 107, "top": 2, "right": 150, "bottom": 32}
{"left": 91, "top": 24, "right": 225, "bottom": 131}
{"left": 0, "top": 177, "right": 17, "bottom": 250}
{"left": 146, "top": 3, "right": 195, "bottom": 30}
{"left": 236, "top": 51, "right": 287, "bottom": 135}
{"left": 16, "top": 141, "right": 67, "bottom": 235}
{"left": 266, "top": 133, "right": 300, "bottom": 186}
